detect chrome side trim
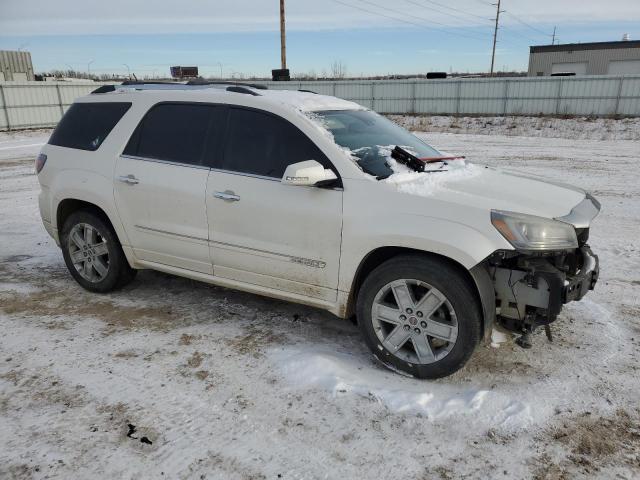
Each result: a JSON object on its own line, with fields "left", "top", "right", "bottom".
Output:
{"left": 134, "top": 225, "right": 208, "bottom": 242}
{"left": 132, "top": 228, "right": 327, "bottom": 269}
{"left": 211, "top": 240, "right": 326, "bottom": 268}
{"left": 209, "top": 167, "right": 281, "bottom": 182}
{"left": 556, "top": 194, "right": 601, "bottom": 228}
{"left": 120, "top": 154, "right": 210, "bottom": 171}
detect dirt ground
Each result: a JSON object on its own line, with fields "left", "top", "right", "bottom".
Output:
{"left": 1, "top": 126, "right": 639, "bottom": 479}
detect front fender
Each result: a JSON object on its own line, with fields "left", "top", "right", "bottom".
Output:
{"left": 339, "top": 213, "right": 510, "bottom": 293}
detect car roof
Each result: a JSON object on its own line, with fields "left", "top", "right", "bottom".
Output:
{"left": 82, "top": 82, "right": 364, "bottom": 113}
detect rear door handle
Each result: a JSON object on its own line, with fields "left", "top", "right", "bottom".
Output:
{"left": 117, "top": 174, "right": 140, "bottom": 185}
{"left": 213, "top": 191, "right": 240, "bottom": 202}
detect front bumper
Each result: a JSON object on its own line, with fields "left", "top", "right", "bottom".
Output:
{"left": 563, "top": 247, "right": 599, "bottom": 303}
{"left": 491, "top": 246, "right": 599, "bottom": 332}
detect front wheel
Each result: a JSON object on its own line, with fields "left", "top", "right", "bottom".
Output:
{"left": 356, "top": 255, "right": 481, "bottom": 379}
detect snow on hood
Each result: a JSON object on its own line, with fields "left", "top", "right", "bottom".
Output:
{"left": 368, "top": 146, "right": 585, "bottom": 219}
{"left": 385, "top": 163, "right": 585, "bottom": 219}
{"left": 269, "top": 347, "right": 533, "bottom": 428}
{"left": 381, "top": 146, "right": 482, "bottom": 196}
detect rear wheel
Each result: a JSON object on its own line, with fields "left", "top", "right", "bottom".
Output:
{"left": 356, "top": 255, "right": 481, "bottom": 379}
{"left": 61, "top": 210, "right": 136, "bottom": 292}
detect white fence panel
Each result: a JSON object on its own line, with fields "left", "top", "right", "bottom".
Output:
{"left": 2, "top": 75, "right": 640, "bottom": 130}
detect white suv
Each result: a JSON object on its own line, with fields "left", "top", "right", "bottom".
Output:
{"left": 36, "top": 81, "right": 600, "bottom": 378}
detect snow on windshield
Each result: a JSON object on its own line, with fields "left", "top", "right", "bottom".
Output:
{"left": 305, "top": 110, "right": 481, "bottom": 196}
{"left": 381, "top": 144, "right": 482, "bottom": 196}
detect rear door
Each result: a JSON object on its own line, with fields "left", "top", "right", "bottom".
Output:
{"left": 205, "top": 107, "right": 343, "bottom": 301}
{"left": 114, "top": 102, "right": 224, "bottom": 274}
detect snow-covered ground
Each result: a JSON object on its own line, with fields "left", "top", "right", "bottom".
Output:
{"left": 1, "top": 124, "right": 639, "bottom": 479}
{"left": 387, "top": 114, "right": 640, "bottom": 141}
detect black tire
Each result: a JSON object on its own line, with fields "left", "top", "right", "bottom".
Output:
{"left": 60, "top": 209, "right": 137, "bottom": 293}
{"left": 356, "top": 255, "right": 481, "bottom": 379}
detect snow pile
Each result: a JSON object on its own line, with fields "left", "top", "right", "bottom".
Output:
{"left": 263, "top": 89, "right": 363, "bottom": 112}
{"left": 386, "top": 114, "right": 640, "bottom": 141}
{"left": 270, "top": 347, "right": 532, "bottom": 428}
{"left": 490, "top": 328, "right": 511, "bottom": 349}
{"left": 383, "top": 150, "right": 481, "bottom": 197}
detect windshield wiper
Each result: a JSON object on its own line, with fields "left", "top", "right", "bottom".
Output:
{"left": 391, "top": 146, "right": 464, "bottom": 173}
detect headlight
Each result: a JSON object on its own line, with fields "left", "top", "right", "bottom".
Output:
{"left": 491, "top": 210, "right": 578, "bottom": 251}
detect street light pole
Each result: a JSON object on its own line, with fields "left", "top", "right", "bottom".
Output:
{"left": 217, "top": 62, "right": 223, "bottom": 79}
{"left": 123, "top": 64, "right": 131, "bottom": 79}
{"left": 88, "top": 60, "right": 94, "bottom": 77}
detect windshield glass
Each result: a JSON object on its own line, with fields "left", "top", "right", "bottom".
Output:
{"left": 313, "top": 109, "right": 441, "bottom": 178}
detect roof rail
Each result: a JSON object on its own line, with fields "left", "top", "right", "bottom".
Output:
{"left": 226, "top": 86, "right": 261, "bottom": 96}
{"left": 298, "top": 89, "right": 318, "bottom": 94}
{"left": 89, "top": 80, "right": 267, "bottom": 95}
{"left": 186, "top": 79, "right": 268, "bottom": 90}
{"left": 121, "top": 80, "right": 183, "bottom": 86}
{"left": 91, "top": 85, "right": 116, "bottom": 94}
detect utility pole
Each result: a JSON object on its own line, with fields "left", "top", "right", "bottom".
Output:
{"left": 490, "top": 0, "right": 502, "bottom": 76}
{"left": 551, "top": 26, "right": 556, "bottom": 45}
{"left": 280, "top": 0, "right": 287, "bottom": 70}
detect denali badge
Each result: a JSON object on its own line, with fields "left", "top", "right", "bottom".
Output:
{"left": 290, "top": 256, "right": 326, "bottom": 269}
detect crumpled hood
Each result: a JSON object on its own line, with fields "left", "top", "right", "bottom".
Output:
{"left": 385, "top": 164, "right": 586, "bottom": 220}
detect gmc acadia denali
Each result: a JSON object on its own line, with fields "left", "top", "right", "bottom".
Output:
{"left": 35, "top": 81, "right": 600, "bottom": 378}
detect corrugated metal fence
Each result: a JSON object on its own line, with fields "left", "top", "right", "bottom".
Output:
{"left": 0, "top": 82, "right": 99, "bottom": 130}
{"left": 2, "top": 75, "right": 640, "bottom": 130}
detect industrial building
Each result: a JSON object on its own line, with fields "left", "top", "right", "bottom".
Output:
{"left": 528, "top": 39, "right": 640, "bottom": 76}
{"left": 0, "top": 50, "right": 35, "bottom": 81}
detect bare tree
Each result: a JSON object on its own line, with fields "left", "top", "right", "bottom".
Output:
{"left": 330, "top": 60, "right": 347, "bottom": 79}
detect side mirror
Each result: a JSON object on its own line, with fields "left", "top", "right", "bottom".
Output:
{"left": 281, "top": 160, "right": 338, "bottom": 187}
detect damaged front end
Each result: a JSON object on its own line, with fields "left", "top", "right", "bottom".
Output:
{"left": 488, "top": 239, "right": 599, "bottom": 340}
{"left": 482, "top": 196, "right": 601, "bottom": 345}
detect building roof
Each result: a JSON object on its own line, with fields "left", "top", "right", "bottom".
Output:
{"left": 530, "top": 40, "right": 640, "bottom": 54}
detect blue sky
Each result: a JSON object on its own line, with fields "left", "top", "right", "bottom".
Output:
{"left": 1, "top": 0, "right": 639, "bottom": 77}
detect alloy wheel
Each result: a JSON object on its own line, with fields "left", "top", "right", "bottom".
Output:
{"left": 371, "top": 279, "right": 458, "bottom": 364}
{"left": 67, "top": 223, "right": 110, "bottom": 283}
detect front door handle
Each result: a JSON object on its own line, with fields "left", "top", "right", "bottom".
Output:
{"left": 213, "top": 190, "right": 240, "bottom": 202}
{"left": 117, "top": 174, "right": 140, "bottom": 185}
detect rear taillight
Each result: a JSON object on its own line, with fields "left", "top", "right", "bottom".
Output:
{"left": 35, "top": 153, "right": 47, "bottom": 174}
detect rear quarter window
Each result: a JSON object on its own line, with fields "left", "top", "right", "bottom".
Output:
{"left": 48, "top": 102, "right": 131, "bottom": 151}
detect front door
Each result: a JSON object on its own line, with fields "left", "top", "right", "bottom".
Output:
{"left": 114, "top": 102, "right": 224, "bottom": 274}
{"left": 206, "top": 107, "right": 343, "bottom": 301}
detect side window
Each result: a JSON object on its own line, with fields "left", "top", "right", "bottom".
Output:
{"left": 124, "top": 103, "right": 214, "bottom": 166}
{"left": 48, "top": 102, "right": 131, "bottom": 151}
{"left": 219, "top": 108, "right": 332, "bottom": 178}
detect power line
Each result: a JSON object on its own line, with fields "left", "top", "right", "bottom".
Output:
{"left": 330, "top": 0, "right": 490, "bottom": 41}
{"left": 500, "top": 24, "right": 544, "bottom": 44}
{"left": 504, "top": 11, "right": 552, "bottom": 38}
{"left": 408, "top": 0, "right": 491, "bottom": 22}
{"left": 358, "top": 0, "right": 487, "bottom": 35}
